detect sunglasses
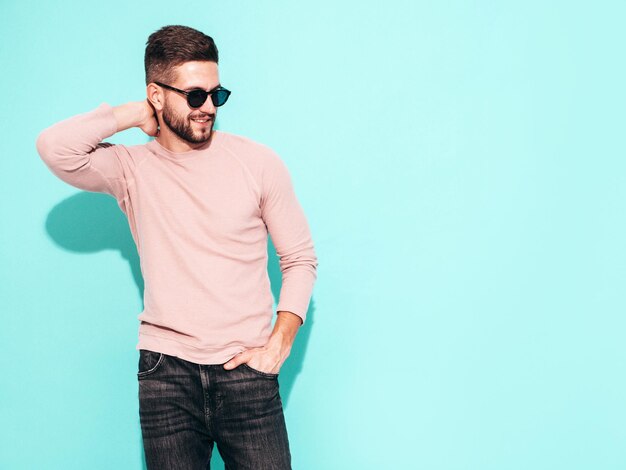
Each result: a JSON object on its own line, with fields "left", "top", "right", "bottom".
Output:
{"left": 155, "top": 82, "right": 232, "bottom": 108}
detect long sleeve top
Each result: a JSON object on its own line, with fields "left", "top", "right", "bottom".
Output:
{"left": 36, "top": 103, "right": 318, "bottom": 364}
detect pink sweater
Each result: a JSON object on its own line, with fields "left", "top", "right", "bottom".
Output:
{"left": 36, "top": 103, "right": 318, "bottom": 364}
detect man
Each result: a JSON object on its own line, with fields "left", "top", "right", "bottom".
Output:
{"left": 36, "top": 25, "right": 318, "bottom": 470}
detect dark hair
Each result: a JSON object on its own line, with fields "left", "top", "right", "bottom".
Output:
{"left": 144, "top": 25, "right": 219, "bottom": 85}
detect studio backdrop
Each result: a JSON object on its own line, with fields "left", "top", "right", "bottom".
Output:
{"left": 1, "top": 1, "right": 625, "bottom": 469}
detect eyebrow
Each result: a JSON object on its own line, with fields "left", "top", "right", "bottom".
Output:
{"left": 184, "top": 83, "right": 222, "bottom": 92}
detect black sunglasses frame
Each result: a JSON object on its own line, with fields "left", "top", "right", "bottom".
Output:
{"left": 155, "top": 82, "right": 231, "bottom": 108}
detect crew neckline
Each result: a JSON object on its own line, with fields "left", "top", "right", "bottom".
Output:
{"left": 147, "top": 131, "right": 224, "bottom": 159}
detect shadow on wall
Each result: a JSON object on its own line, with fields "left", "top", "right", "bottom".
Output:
{"left": 44, "top": 191, "right": 316, "bottom": 469}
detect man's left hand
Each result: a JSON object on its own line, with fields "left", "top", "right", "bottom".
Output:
{"left": 223, "top": 345, "right": 283, "bottom": 375}
{"left": 222, "top": 311, "right": 303, "bottom": 375}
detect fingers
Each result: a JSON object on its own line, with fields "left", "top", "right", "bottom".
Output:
{"left": 223, "top": 350, "right": 250, "bottom": 370}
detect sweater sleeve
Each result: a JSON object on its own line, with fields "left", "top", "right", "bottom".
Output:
{"left": 260, "top": 150, "right": 318, "bottom": 324}
{"left": 35, "top": 103, "right": 130, "bottom": 202}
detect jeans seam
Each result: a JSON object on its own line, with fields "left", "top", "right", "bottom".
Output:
{"left": 137, "top": 352, "right": 165, "bottom": 378}
{"left": 241, "top": 362, "right": 279, "bottom": 378}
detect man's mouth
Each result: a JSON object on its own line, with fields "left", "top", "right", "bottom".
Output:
{"left": 191, "top": 117, "right": 212, "bottom": 123}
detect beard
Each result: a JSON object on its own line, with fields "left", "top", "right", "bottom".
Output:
{"left": 161, "top": 100, "right": 215, "bottom": 144}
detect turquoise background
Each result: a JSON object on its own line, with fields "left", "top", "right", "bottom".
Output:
{"left": 1, "top": 1, "right": 625, "bottom": 468}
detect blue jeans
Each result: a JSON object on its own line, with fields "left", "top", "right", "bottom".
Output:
{"left": 137, "top": 349, "right": 292, "bottom": 469}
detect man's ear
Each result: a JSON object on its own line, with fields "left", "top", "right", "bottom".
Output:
{"left": 146, "top": 83, "right": 164, "bottom": 111}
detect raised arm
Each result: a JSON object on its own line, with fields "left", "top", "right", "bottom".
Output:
{"left": 36, "top": 100, "right": 157, "bottom": 200}
{"left": 112, "top": 101, "right": 159, "bottom": 136}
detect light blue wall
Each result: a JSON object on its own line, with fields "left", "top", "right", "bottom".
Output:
{"left": 1, "top": 1, "right": 625, "bottom": 468}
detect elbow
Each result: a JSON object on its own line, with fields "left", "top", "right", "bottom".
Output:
{"left": 280, "top": 254, "right": 318, "bottom": 279}
{"left": 35, "top": 129, "right": 87, "bottom": 173}
{"left": 35, "top": 130, "right": 51, "bottom": 161}
{"left": 35, "top": 129, "right": 62, "bottom": 167}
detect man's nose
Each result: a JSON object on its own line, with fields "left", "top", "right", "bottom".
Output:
{"left": 199, "top": 96, "right": 216, "bottom": 115}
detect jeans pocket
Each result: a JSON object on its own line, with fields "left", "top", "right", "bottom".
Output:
{"left": 137, "top": 349, "right": 165, "bottom": 378}
{"left": 241, "top": 362, "right": 279, "bottom": 379}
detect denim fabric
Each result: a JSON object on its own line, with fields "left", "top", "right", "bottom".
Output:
{"left": 138, "top": 349, "right": 291, "bottom": 470}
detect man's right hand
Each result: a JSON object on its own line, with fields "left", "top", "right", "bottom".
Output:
{"left": 113, "top": 100, "right": 159, "bottom": 137}
{"left": 139, "top": 100, "right": 159, "bottom": 137}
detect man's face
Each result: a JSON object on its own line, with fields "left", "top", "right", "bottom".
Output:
{"left": 160, "top": 61, "right": 220, "bottom": 145}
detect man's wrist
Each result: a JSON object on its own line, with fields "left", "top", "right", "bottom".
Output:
{"left": 267, "top": 311, "right": 302, "bottom": 359}
{"left": 113, "top": 101, "right": 142, "bottom": 132}
{"left": 266, "top": 331, "right": 292, "bottom": 360}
